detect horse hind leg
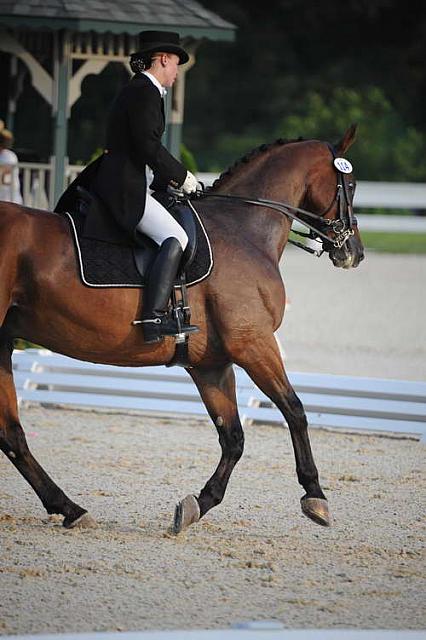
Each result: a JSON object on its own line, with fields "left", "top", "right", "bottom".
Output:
{"left": 172, "top": 364, "right": 244, "bottom": 534}
{"left": 0, "top": 338, "right": 95, "bottom": 528}
{"left": 236, "top": 335, "right": 330, "bottom": 527}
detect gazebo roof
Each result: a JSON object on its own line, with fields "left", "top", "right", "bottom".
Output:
{"left": 0, "top": 0, "right": 235, "bottom": 39}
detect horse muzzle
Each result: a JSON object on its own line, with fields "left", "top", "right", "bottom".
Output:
{"left": 329, "top": 235, "right": 365, "bottom": 269}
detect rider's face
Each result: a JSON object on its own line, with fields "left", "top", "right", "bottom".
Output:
{"left": 161, "top": 54, "right": 180, "bottom": 87}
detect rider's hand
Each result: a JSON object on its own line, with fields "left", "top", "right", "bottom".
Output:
{"left": 181, "top": 171, "right": 199, "bottom": 195}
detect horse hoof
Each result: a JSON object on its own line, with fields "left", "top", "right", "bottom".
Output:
{"left": 64, "top": 512, "right": 97, "bottom": 529}
{"left": 301, "top": 497, "right": 331, "bottom": 527}
{"left": 173, "top": 494, "right": 200, "bottom": 534}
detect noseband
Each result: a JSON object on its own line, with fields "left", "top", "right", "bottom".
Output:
{"left": 195, "top": 145, "right": 356, "bottom": 257}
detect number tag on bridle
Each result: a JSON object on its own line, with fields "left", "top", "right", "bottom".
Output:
{"left": 334, "top": 157, "right": 353, "bottom": 174}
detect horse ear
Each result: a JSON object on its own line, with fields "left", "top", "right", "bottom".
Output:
{"left": 335, "top": 123, "right": 357, "bottom": 154}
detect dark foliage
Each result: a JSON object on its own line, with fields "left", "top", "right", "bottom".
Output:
{"left": 184, "top": 0, "right": 426, "bottom": 176}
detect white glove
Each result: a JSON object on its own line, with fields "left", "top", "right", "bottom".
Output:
{"left": 181, "top": 170, "right": 199, "bottom": 195}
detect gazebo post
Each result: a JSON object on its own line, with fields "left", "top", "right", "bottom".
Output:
{"left": 7, "top": 54, "right": 18, "bottom": 131}
{"left": 52, "top": 30, "right": 71, "bottom": 206}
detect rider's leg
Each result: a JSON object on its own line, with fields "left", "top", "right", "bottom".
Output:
{"left": 137, "top": 192, "right": 189, "bottom": 250}
{"left": 136, "top": 194, "right": 199, "bottom": 344}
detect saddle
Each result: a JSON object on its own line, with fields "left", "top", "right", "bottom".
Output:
{"left": 63, "top": 188, "right": 213, "bottom": 365}
{"left": 75, "top": 187, "right": 198, "bottom": 282}
{"left": 67, "top": 186, "right": 213, "bottom": 289}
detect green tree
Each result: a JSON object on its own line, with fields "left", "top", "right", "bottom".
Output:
{"left": 185, "top": 0, "right": 426, "bottom": 178}
{"left": 180, "top": 143, "right": 198, "bottom": 173}
{"left": 277, "top": 87, "right": 426, "bottom": 181}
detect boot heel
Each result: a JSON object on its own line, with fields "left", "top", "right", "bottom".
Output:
{"left": 144, "top": 334, "right": 163, "bottom": 344}
{"left": 140, "top": 318, "right": 163, "bottom": 344}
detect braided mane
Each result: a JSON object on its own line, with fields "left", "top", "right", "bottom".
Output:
{"left": 211, "top": 137, "right": 305, "bottom": 190}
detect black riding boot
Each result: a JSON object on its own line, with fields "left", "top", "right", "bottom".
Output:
{"left": 141, "top": 237, "right": 199, "bottom": 344}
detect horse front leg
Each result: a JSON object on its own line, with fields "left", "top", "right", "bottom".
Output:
{"left": 173, "top": 363, "right": 244, "bottom": 534}
{"left": 0, "top": 340, "right": 95, "bottom": 528}
{"left": 236, "top": 335, "right": 330, "bottom": 527}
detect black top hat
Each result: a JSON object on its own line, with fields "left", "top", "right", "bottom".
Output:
{"left": 130, "top": 30, "right": 189, "bottom": 65}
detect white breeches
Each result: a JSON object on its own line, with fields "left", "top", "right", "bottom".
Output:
{"left": 136, "top": 191, "right": 188, "bottom": 251}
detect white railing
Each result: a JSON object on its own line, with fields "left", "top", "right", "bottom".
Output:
{"left": 12, "top": 163, "right": 426, "bottom": 232}
{"left": 5, "top": 628, "right": 425, "bottom": 640}
{"left": 18, "top": 162, "right": 52, "bottom": 208}
{"left": 198, "top": 173, "right": 426, "bottom": 209}
{"left": 16, "top": 161, "right": 82, "bottom": 209}
{"left": 13, "top": 350, "right": 426, "bottom": 441}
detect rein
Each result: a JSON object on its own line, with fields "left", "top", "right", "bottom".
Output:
{"left": 193, "top": 145, "right": 356, "bottom": 258}
{"left": 195, "top": 185, "right": 355, "bottom": 256}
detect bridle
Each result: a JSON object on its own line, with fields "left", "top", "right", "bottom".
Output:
{"left": 193, "top": 145, "right": 357, "bottom": 258}
{"left": 320, "top": 144, "right": 358, "bottom": 238}
{"left": 286, "top": 144, "right": 357, "bottom": 255}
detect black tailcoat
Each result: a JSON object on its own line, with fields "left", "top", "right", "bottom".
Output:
{"left": 56, "top": 73, "right": 187, "bottom": 244}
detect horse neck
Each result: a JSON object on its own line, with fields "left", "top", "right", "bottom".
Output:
{"left": 212, "top": 146, "right": 307, "bottom": 259}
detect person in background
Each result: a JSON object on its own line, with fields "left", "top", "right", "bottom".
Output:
{"left": 0, "top": 122, "right": 23, "bottom": 204}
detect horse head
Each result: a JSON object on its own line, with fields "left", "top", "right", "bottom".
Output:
{"left": 303, "top": 124, "right": 365, "bottom": 269}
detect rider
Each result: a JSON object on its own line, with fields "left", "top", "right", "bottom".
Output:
{"left": 69, "top": 31, "right": 200, "bottom": 344}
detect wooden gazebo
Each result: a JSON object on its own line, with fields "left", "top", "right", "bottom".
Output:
{"left": 0, "top": 1, "right": 234, "bottom": 204}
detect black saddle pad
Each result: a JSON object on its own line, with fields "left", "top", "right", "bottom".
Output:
{"left": 63, "top": 205, "right": 213, "bottom": 288}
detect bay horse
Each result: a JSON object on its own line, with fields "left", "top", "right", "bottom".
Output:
{"left": 0, "top": 126, "right": 364, "bottom": 533}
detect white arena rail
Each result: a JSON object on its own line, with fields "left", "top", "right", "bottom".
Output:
{"left": 3, "top": 627, "right": 425, "bottom": 640}
{"left": 15, "top": 162, "right": 426, "bottom": 228}
{"left": 198, "top": 173, "right": 426, "bottom": 211}
{"left": 12, "top": 350, "right": 426, "bottom": 442}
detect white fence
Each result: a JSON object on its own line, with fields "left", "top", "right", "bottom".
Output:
{"left": 4, "top": 628, "right": 425, "bottom": 640}
{"left": 12, "top": 162, "right": 426, "bottom": 214}
{"left": 13, "top": 350, "right": 426, "bottom": 442}
{"left": 199, "top": 173, "right": 426, "bottom": 210}
{"left": 16, "top": 161, "right": 81, "bottom": 208}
